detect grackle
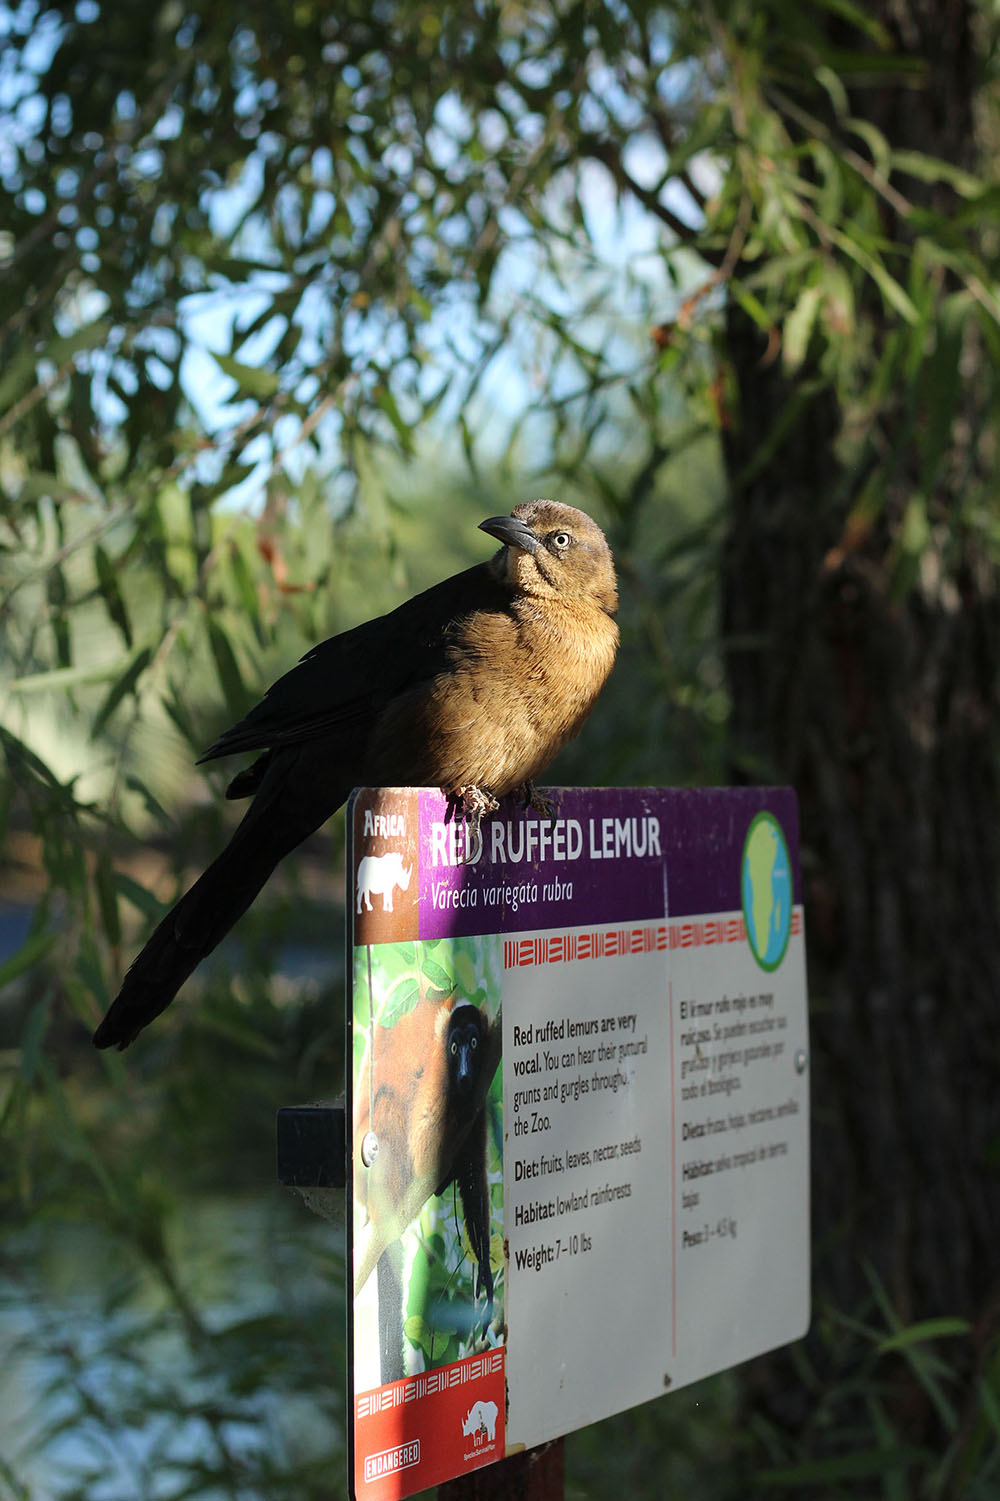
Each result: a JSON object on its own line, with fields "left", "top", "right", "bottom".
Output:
{"left": 92, "top": 500, "right": 618, "bottom": 1049}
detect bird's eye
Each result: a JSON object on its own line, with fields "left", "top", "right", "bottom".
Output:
{"left": 550, "top": 531, "right": 572, "bottom": 551}
{"left": 470, "top": 1034, "right": 477, "bottom": 1048}
{"left": 450, "top": 1040, "right": 458, "bottom": 1054}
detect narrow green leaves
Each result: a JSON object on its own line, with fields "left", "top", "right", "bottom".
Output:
{"left": 210, "top": 352, "right": 281, "bottom": 401}
{"left": 94, "top": 545, "right": 134, "bottom": 649}
{"left": 90, "top": 645, "right": 153, "bottom": 740}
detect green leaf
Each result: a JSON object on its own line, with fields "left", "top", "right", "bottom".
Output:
{"left": 198, "top": 1008, "right": 280, "bottom": 1057}
{"left": 728, "top": 281, "right": 776, "bottom": 334}
{"left": 0, "top": 346, "right": 40, "bottom": 413}
{"left": 207, "top": 619, "right": 250, "bottom": 719}
{"left": 8, "top": 660, "right": 124, "bottom": 694}
{"left": 900, "top": 494, "right": 932, "bottom": 557}
{"left": 0, "top": 1447, "right": 33, "bottom": 1501}
{"left": 877, "top": 1317, "right": 972, "bottom": 1353}
{"left": 47, "top": 319, "right": 115, "bottom": 367}
{"left": 0, "top": 930, "right": 57, "bottom": 989}
{"left": 114, "top": 870, "right": 168, "bottom": 922}
{"left": 825, "top": 49, "right": 925, "bottom": 80}
{"left": 47, "top": 563, "right": 71, "bottom": 667}
{"left": 378, "top": 976, "right": 420, "bottom": 1027}
{"left": 15, "top": 472, "right": 87, "bottom": 504}
{"left": 819, "top": 261, "right": 855, "bottom": 338}
{"left": 421, "top": 957, "right": 454, "bottom": 992}
{"left": 94, "top": 544, "right": 134, "bottom": 649}
{"left": 813, "top": 64, "right": 849, "bottom": 119}
{"left": 403, "top": 1314, "right": 437, "bottom": 1357}
{"left": 917, "top": 295, "right": 967, "bottom": 487}
{"left": 375, "top": 385, "right": 415, "bottom": 456}
{"left": 783, "top": 284, "right": 823, "bottom": 372}
{"left": 214, "top": 458, "right": 258, "bottom": 497}
{"left": 809, "top": 0, "right": 892, "bottom": 47}
{"left": 124, "top": 775, "right": 171, "bottom": 828}
{"left": 738, "top": 382, "right": 819, "bottom": 487}
{"left": 459, "top": 411, "right": 479, "bottom": 478}
{"left": 90, "top": 645, "right": 153, "bottom": 739}
{"left": 757, "top": 1447, "right": 925, "bottom": 1485}
{"left": 743, "top": 251, "right": 819, "bottom": 292}
{"left": 0, "top": 318, "right": 111, "bottom": 410}
{"left": 210, "top": 351, "right": 281, "bottom": 400}
{"left": 977, "top": 1370, "right": 1000, "bottom": 1440}
{"left": 19, "top": 997, "right": 51, "bottom": 1083}
{"left": 832, "top": 230, "right": 919, "bottom": 323}
{"left": 892, "top": 150, "right": 983, "bottom": 198}
{"left": 454, "top": 950, "right": 477, "bottom": 993}
{"left": 156, "top": 482, "right": 196, "bottom": 592}
{"left": 226, "top": 539, "right": 265, "bottom": 640}
{"left": 95, "top": 849, "right": 122, "bottom": 947}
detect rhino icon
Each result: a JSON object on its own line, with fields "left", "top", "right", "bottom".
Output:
{"left": 356, "top": 852, "right": 413, "bottom": 914}
{"left": 462, "top": 1399, "right": 498, "bottom": 1443}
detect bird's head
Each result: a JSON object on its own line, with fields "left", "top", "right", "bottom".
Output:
{"left": 479, "top": 500, "right": 618, "bottom": 615}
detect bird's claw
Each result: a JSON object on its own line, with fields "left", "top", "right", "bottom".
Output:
{"left": 443, "top": 784, "right": 499, "bottom": 864}
{"left": 517, "top": 781, "right": 556, "bottom": 821}
{"left": 444, "top": 784, "right": 499, "bottom": 824}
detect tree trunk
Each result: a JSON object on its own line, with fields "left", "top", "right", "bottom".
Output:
{"left": 720, "top": 0, "right": 1000, "bottom": 1325}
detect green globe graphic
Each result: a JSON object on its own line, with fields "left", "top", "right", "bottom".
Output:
{"left": 741, "top": 812, "right": 793, "bottom": 971}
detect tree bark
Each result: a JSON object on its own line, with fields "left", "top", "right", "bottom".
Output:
{"left": 720, "top": 0, "right": 1000, "bottom": 1324}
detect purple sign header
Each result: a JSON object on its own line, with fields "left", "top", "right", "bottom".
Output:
{"left": 347, "top": 785, "right": 802, "bottom": 947}
{"left": 417, "top": 787, "right": 669, "bottom": 940}
{"left": 399, "top": 786, "right": 801, "bottom": 940}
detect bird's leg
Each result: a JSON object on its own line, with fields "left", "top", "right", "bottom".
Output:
{"left": 444, "top": 785, "right": 499, "bottom": 865}
{"left": 516, "top": 781, "right": 556, "bottom": 822}
{"left": 445, "top": 785, "right": 499, "bottom": 825}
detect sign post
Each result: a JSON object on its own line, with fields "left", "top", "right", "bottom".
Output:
{"left": 345, "top": 786, "right": 809, "bottom": 1500}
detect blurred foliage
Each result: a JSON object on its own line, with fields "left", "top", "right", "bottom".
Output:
{"left": 1, "top": 0, "right": 1000, "bottom": 1495}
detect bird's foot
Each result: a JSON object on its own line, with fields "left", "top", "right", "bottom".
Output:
{"left": 443, "top": 784, "right": 499, "bottom": 864}
{"left": 444, "top": 784, "right": 500, "bottom": 825}
{"left": 516, "top": 781, "right": 556, "bottom": 821}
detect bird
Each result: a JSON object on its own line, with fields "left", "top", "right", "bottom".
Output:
{"left": 92, "top": 499, "right": 618, "bottom": 1050}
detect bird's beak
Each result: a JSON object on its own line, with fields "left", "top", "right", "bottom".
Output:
{"left": 479, "top": 514, "right": 542, "bottom": 554}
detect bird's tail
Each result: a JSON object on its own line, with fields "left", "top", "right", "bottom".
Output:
{"left": 93, "top": 760, "right": 342, "bottom": 1050}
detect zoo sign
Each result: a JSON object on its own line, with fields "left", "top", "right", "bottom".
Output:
{"left": 346, "top": 786, "right": 811, "bottom": 1500}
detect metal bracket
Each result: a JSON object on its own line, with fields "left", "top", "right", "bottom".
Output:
{"left": 275, "top": 1104, "right": 347, "bottom": 1224}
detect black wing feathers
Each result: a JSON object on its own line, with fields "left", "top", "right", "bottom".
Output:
{"left": 198, "top": 562, "right": 504, "bottom": 764}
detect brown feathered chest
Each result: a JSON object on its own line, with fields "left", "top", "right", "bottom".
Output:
{"left": 367, "top": 593, "right": 619, "bottom": 796}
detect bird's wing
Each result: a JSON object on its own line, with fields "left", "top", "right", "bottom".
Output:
{"left": 197, "top": 562, "right": 505, "bottom": 763}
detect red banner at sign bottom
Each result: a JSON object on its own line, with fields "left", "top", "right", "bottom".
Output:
{"left": 354, "top": 1349, "right": 506, "bottom": 1501}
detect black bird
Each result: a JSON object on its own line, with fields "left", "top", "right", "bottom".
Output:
{"left": 93, "top": 500, "right": 618, "bottom": 1049}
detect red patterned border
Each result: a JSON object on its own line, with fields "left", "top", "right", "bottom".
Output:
{"left": 356, "top": 1348, "right": 504, "bottom": 1421}
{"left": 504, "top": 912, "right": 802, "bottom": 968}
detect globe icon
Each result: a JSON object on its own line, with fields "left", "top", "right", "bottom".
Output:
{"left": 741, "top": 812, "right": 793, "bottom": 971}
